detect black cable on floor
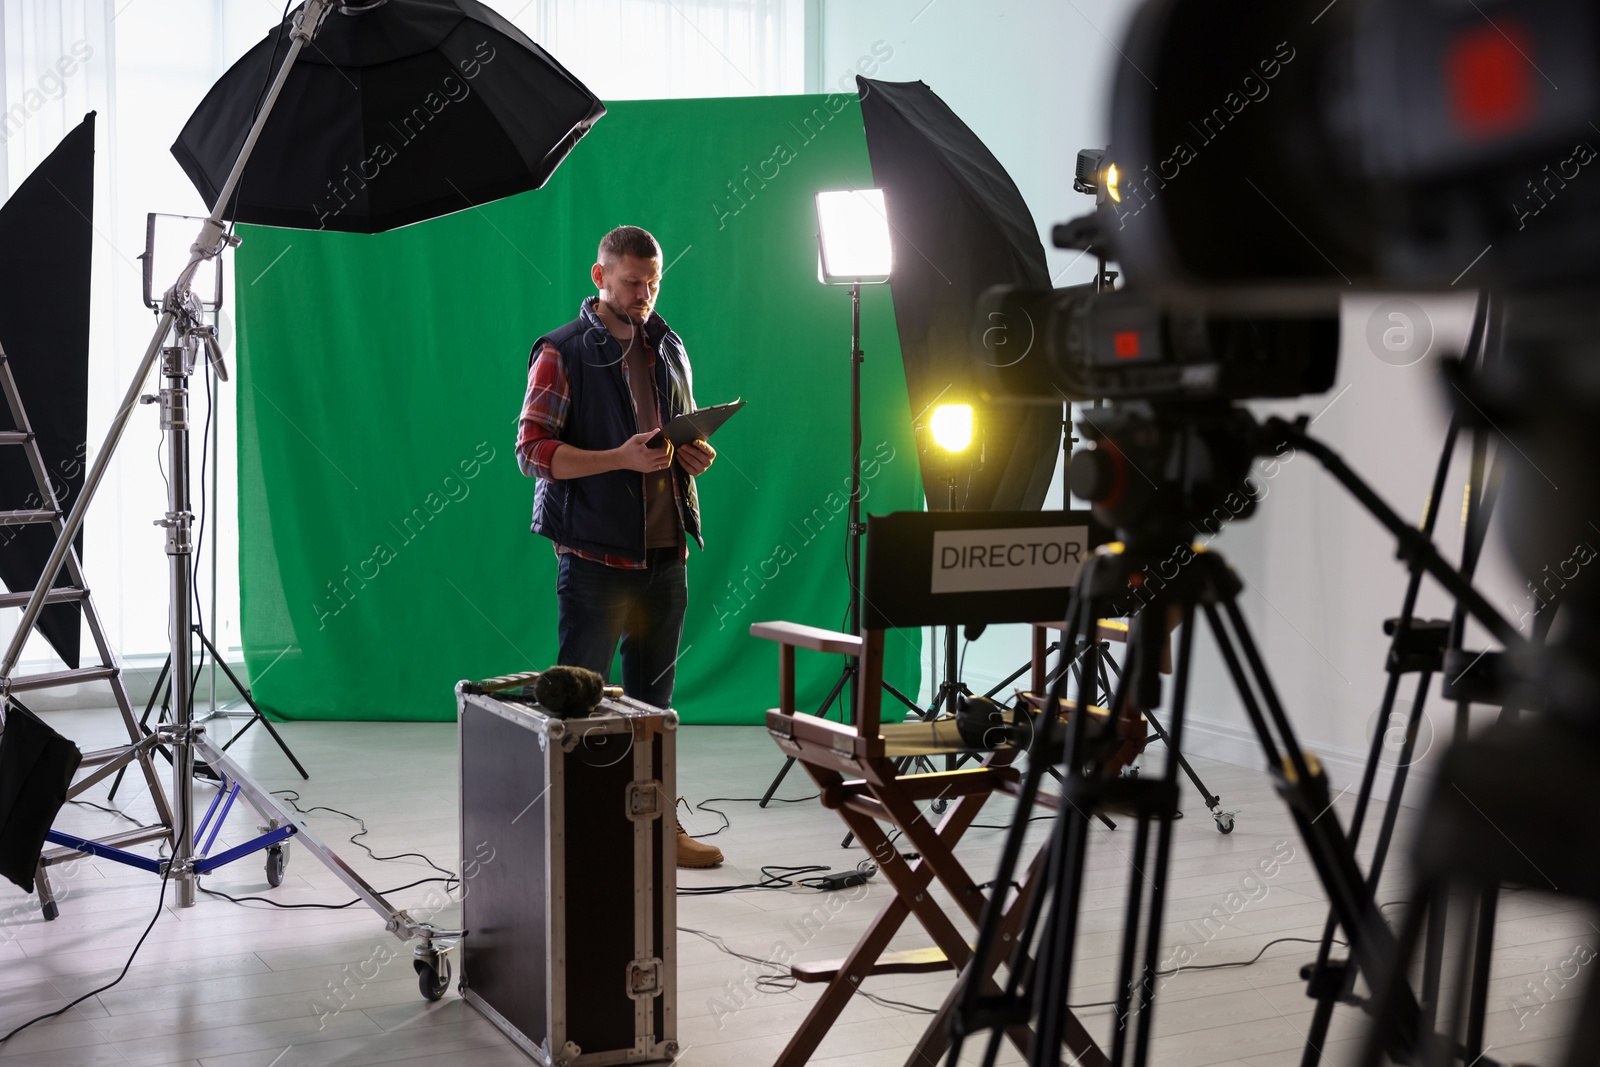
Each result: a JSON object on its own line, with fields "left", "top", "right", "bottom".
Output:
{"left": 0, "top": 799, "right": 191, "bottom": 1044}
{"left": 680, "top": 794, "right": 820, "bottom": 839}
{"left": 677, "top": 864, "right": 833, "bottom": 896}
{"left": 1066, "top": 936, "right": 1350, "bottom": 1009}
{"left": 269, "top": 789, "right": 455, "bottom": 879}
{"left": 193, "top": 790, "right": 461, "bottom": 910}
{"left": 0, "top": 863, "right": 173, "bottom": 1044}
{"left": 197, "top": 875, "right": 457, "bottom": 911}
{"left": 67, "top": 799, "right": 145, "bottom": 826}
{"left": 681, "top": 924, "right": 936, "bottom": 1012}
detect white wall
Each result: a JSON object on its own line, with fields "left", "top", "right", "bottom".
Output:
{"left": 818, "top": 0, "right": 1526, "bottom": 792}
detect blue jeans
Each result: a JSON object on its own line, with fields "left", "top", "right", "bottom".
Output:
{"left": 556, "top": 549, "right": 688, "bottom": 709}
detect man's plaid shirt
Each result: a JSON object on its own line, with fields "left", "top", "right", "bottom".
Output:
{"left": 516, "top": 302, "right": 690, "bottom": 570}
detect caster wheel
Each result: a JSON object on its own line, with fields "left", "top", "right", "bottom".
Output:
{"left": 1215, "top": 813, "right": 1235, "bottom": 834}
{"left": 931, "top": 798, "right": 949, "bottom": 815}
{"left": 416, "top": 956, "right": 451, "bottom": 1001}
{"left": 41, "top": 901, "right": 58, "bottom": 921}
{"left": 265, "top": 846, "right": 286, "bottom": 888}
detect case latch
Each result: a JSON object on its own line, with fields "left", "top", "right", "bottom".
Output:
{"left": 627, "top": 956, "right": 664, "bottom": 998}
{"left": 626, "top": 780, "right": 665, "bottom": 821}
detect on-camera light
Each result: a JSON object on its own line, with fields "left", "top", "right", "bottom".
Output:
{"left": 930, "top": 403, "right": 974, "bottom": 454}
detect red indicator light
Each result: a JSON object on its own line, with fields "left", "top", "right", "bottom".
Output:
{"left": 1446, "top": 22, "right": 1536, "bottom": 139}
{"left": 1114, "top": 331, "right": 1141, "bottom": 359}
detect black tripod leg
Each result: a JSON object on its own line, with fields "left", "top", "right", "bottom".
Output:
{"left": 951, "top": 566, "right": 1097, "bottom": 1064}
{"left": 1464, "top": 885, "right": 1496, "bottom": 1063}
{"left": 1128, "top": 604, "right": 1195, "bottom": 1067}
{"left": 203, "top": 632, "right": 310, "bottom": 779}
{"left": 1141, "top": 709, "right": 1219, "bottom": 809}
{"left": 1356, "top": 884, "right": 1432, "bottom": 1067}
{"left": 1046, "top": 766, "right": 1117, "bottom": 831}
{"left": 1207, "top": 599, "right": 1421, "bottom": 1060}
{"left": 1030, "top": 787, "right": 1094, "bottom": 1067}
{"left": 982, "top": 642, "right": 1059, "bottom": 701}
{"left": 1420, "top": 890, "right": 1447, "bottom": 1033}
{"left": 109, "top": 654, "right": 173, "bottom": 801}
{"left": 1109, "top": 814, "right": 1153, "bottom": 1066}
{"left": 762, "top": 756, "right": 799, "bottom": 806}
{"left": 761, "top": 664, "right": 850, "bottom": 807}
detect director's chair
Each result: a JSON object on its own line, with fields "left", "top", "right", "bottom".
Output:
{"left": 749, "top": 512, "right": 1117, "bottom": 1067}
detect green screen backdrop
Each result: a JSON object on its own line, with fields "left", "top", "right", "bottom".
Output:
{"left": 235, "top": 94, "right": 923, "bottom": 723}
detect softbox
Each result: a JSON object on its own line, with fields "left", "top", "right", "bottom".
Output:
{"left": 858, "top": 78, "right": 1060, "bottom": 511}
{"left": 0, "top": 701, "right": 81, "bottom": 893}
{"left": 172, "top": 0, "right": 606, "bottom": 234}
{"left": 0, "top": 114, "right": 95, "bottom": 668}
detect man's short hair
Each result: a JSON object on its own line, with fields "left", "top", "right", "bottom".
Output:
{"left": 598, "top": 225, "right": 662, "bottom": 266}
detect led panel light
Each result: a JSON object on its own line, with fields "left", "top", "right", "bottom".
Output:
{"left": 144, "top": 213, "right": 224, "bottom": 311}
{"left": 815, "top": 189, "right": 893, "bottom": 284}
{"left": 930, "top": 404, "right": 974, "bottom": 454}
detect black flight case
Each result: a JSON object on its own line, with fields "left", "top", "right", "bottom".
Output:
{"left": 456, "top": 674, "right": 678, "bottom": 1066}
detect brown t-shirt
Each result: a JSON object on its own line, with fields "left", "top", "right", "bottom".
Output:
{"left": 623, "top": 334, "right": 682, "bottom": 550}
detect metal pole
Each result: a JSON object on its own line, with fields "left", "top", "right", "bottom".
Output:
{"left": 162, "top": 339, "right": 198, "bottom": 906}
{"left": 209, "top": 325, "right": 219, "bottom": 718}
{"left": 944, "top": 476, "right": 958, "bottom": 720}
{"left": 846, "top": 281, "right": 863, "bottom": 722}
{"left": 0, "top": 0, "right": 331, "bottom": 686}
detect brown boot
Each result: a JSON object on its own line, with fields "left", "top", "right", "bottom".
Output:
{"left": 675, "top": 818, "right": 723, "bottom": 868}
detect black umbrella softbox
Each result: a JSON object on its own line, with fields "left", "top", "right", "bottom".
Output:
{"left": 172, "top": 0, "right": 605, "bottom": 234}
{"left": 859, "top": 77, "right": 1061, "bottom": 512}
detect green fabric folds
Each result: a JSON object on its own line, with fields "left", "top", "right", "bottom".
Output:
{"left": 235, "top": 94, "right": 923, "bottom": 723}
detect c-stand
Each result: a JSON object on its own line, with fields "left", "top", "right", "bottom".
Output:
{"left": 1296, "top": 295, "right": 1512, "bottom": 1064}
{"left": 947, "top": 403, "right": 1526, "bottom": 1067}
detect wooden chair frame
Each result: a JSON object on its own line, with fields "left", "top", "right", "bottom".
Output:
{"left": 752, "top": 621, "right": 1108, "bottom": 1067}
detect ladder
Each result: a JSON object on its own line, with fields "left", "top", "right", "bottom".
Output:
{"left": 0, "top": 343, "right": 173, "bottom": 918}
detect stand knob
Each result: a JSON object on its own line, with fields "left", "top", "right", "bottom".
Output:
{"left": 1068, "top": 448, "right": 1119, "bottom": 502}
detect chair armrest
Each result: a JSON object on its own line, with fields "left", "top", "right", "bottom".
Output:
{"left": 750, "top": 621, "right": 863, "bottom": 656}
{"left": 1033, "top": 619, "right": 1130, "bottom": 644}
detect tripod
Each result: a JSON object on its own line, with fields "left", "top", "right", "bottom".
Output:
{"left": 948, "top": 406, "right": 1528, "bottom": 1067}
{"left": 951, "top": 544, "right": 1420, "bottom": 1067}
{"left": 1296, "top": 295, "right": 1505, "bottom": 1063}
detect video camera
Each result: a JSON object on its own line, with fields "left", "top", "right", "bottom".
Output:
{"left": 973, "top": 0, "right": 1600, "bottom": 601}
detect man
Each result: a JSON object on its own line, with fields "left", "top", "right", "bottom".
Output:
{"left": 516, "top": 225, "right": 724, "bottom": 868}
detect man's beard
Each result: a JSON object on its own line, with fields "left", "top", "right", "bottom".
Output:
{"left": 603, "top": 296, "right": 646, "bottom": 325}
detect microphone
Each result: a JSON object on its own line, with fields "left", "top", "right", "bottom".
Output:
{"left": 532, "top": 665, "right": 621, "bottom": 718}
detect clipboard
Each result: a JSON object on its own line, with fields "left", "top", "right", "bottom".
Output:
{"left": 646, "top": 399, "right": 746, "bottom": 448}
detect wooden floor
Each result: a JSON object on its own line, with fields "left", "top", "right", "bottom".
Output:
{"left": 0, "top": 709, "right": 1589, "bottom": 1066}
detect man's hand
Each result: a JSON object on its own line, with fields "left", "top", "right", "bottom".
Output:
{"left": 614, "top": 430, "right": 674, "bottom": 473}
{"left": 677, "top": 439, "right": 716, "bottom": 476}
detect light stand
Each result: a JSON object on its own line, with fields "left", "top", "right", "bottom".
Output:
{"left": 0, "top": 0, "right": 336, "bottom": 909}
{"left": 919, "top": 403, "right": 980, "bottom": 726}
{"left": 847, "top": 279, "right": 865, "bottom": 717}
{"left": 107, "top": 223, "right": 308, "bottom": 805}
{"left": 760, "top": 189, "right": 905, "bottom": 807}
{"left": 3, "top": 1, "right": 465, "bottom": 990}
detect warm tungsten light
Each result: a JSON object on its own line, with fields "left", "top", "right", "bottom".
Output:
{"left": 815, "top": 188, "right": 893, "bottom": 284}
{"left": 1105, "top": 162, "right": 1121, "bottom": 203}
{"left": 930, "top": 404, "right": 974, "bottom": 453}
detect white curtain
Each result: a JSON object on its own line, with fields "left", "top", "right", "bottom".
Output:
{"left": 0, "top": 0, "right": 122, "bottom": 672}
{"left": 512, "top": 0, "right": 805, "bottom": 98}
{"left": 0, "top": 0, "right": 282, "bottom": 672}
